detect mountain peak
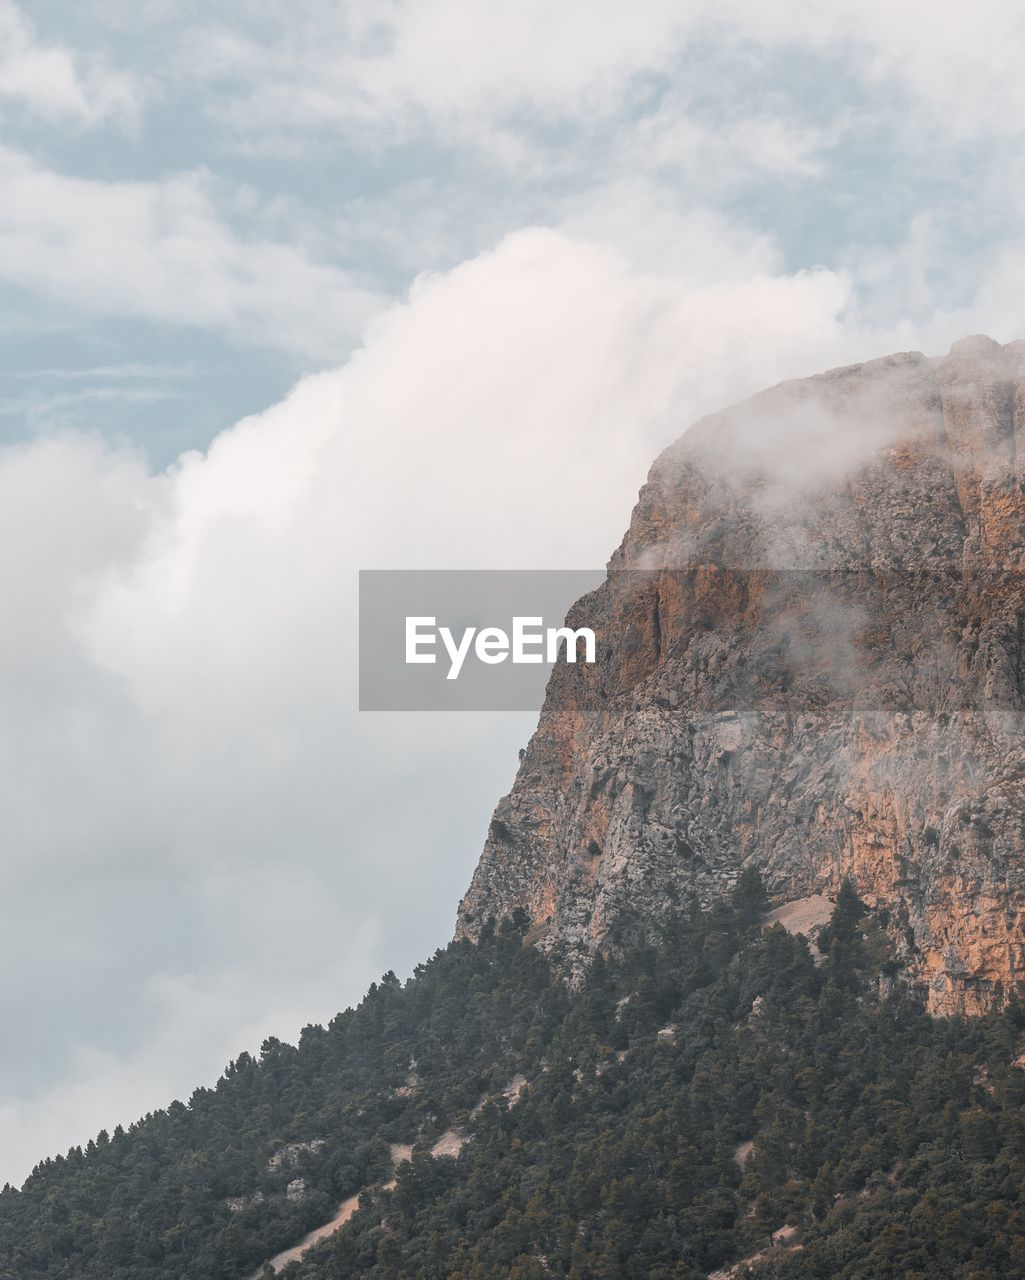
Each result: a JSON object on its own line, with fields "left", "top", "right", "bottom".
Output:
{"left": 457, "top": 340, "right": 1025, "bottom": 1015}
{"left": 949, "top": 333, "right": 1006, "bottom": 358}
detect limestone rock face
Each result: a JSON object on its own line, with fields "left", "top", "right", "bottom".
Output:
{"left": 456, "top": 337, "right": 1025, "bottom": 1015}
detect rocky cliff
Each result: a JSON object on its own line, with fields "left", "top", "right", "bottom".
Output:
{"left": 457, "top": 336, "right": 1025, "bottom": 1015}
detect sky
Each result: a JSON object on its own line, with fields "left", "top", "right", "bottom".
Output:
{"left": 2, "top": 0, "right": 1025, "bottom": 1186}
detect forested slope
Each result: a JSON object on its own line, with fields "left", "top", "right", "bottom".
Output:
{"left": 4, "top": 879, "right": 1025, "bottom": 1280}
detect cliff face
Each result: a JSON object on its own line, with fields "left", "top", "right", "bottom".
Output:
{"left": 457, "top": 336, "right": 1025, "bottom": 1015}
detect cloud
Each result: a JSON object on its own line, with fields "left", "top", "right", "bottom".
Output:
{"left": 0, "top": 868, "right": 383, "bottom": 1186}
{"left": 763, "top": 0, "right": 1025, "bottom": 141}
{"left": 183, "top": 0, "right": 689, "bottom": 146}
{"left": 0, "top": 225, "right": 887, "bottom": 1185}
{"left": 623, "top": 95, "right": 828, "bottom": 188}
{"left": 0, "top": 1, "right": 139, "bottom": 128}
{"left": 168, "top": 0, "right": 1025, "bottom": 158}
{"left": 0, "top": 147, "right": 385, "bottom": 360}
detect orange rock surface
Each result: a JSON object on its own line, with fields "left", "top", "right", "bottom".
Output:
{"left": 458, "top": 337, "right": 1025, "bottom": 1015}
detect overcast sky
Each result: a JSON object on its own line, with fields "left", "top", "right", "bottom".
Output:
{"left": 2, "top": 0, "right": 1025, "bottom": 1186}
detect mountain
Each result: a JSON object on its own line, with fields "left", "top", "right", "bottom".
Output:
{"left": 458, "top": 336, "right": 1025, "bottom": 1016}
{"left": 5, "top": 339, "right": 1025, "bottom": 1280}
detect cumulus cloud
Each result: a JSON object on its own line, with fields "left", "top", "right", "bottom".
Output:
{"left": 0, "top": 225, "right": 889, "bottom": 1185}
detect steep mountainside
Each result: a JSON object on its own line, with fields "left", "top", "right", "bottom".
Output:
{"left": 457, "top": 337, "right": 1025, "bottom": 1015}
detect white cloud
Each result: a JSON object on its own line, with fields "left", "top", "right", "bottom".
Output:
{"left": 0, "top": 871, "right": 383, "bottom": 1185}
{"left": 185, "top": 0, "right": 689, "bottom": 145}
{"left": 0, "top": 1, "right": 139, "bottom": 128}
{"left": 0, "top": 225, "right": 886, "bottom": 1184}
{"left": 0, "top": 147, "right": 385, "bottom": 360}
{"left": 749, "top": 0, "right": 1025, "bottom": 141}
{"left": 172, "top": 0, "right": 1025, "bottom": 157}
{"left": 629, "top": 97, "right": 827, "bottom": 184}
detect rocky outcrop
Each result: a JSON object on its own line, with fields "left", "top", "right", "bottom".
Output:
{"left": 457, "top": 336, "right": 1025, "bottom": 1015}
{"left": 268, "top": 1140, "right": 326, "bottom": 1170}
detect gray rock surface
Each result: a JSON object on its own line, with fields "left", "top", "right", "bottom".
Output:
{"left": 457, "top": 338, "right": 1025, "bottom": 1014}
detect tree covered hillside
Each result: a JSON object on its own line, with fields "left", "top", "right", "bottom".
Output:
{"left": 3, "top": 877, "right": 1025, "bottom": 1280}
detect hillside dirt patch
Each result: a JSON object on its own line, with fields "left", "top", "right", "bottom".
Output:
{"left": 765, "top": 895, "right": 833, "bottom": 937}
{"left": 248, "top": 1143, "right": 415, "bottom": 1276}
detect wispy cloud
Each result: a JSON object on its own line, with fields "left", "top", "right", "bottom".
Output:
{"left": 0, "top": 146, "right": 386, "bottom": 360}
{"left": 157, "top": 0, "right": 1025, "bottom": 158}
{"left": 10, "top": 362, "right": 198, "bottom": 382}
{"left": 0, "top": 1, "right": 140, "bottom": 129}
